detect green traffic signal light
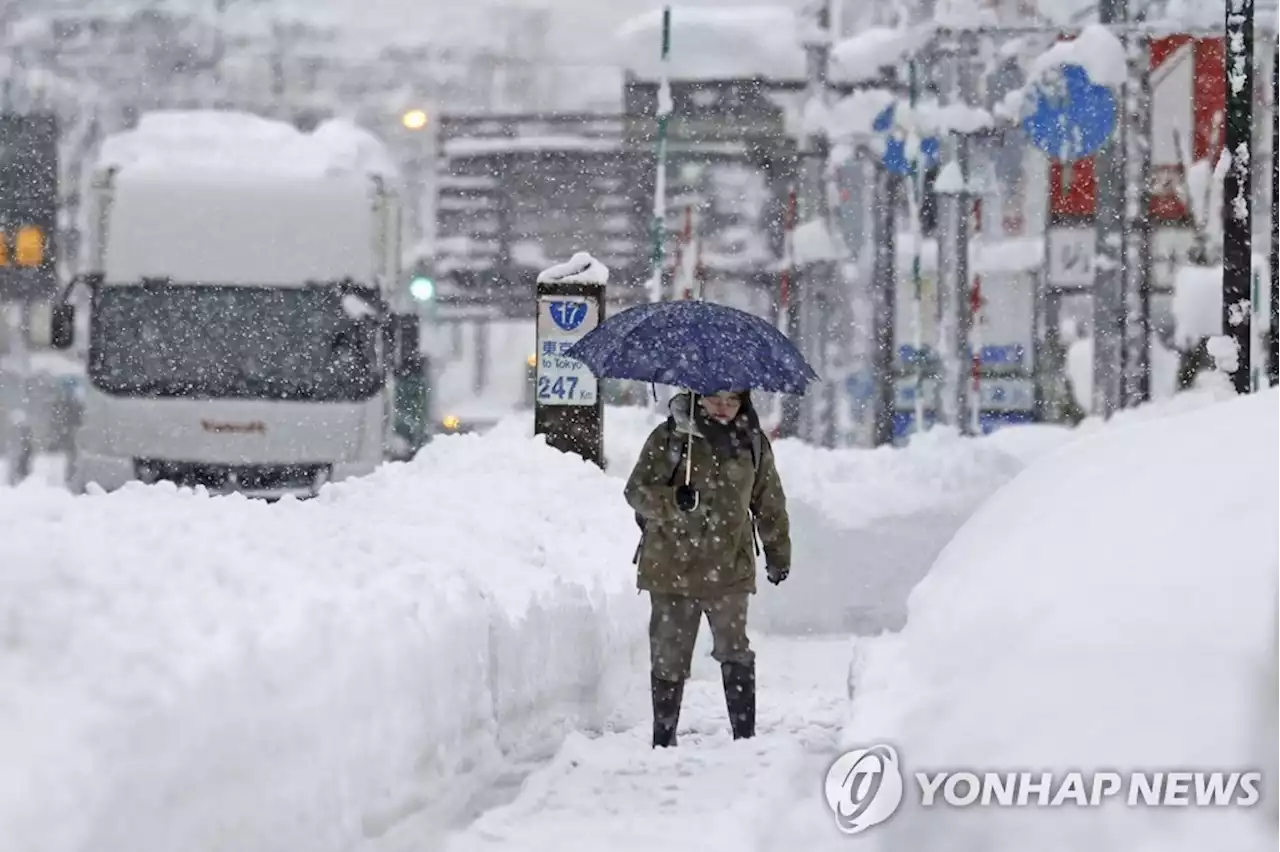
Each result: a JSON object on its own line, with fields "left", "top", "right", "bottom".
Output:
{"left": 410, "top": 276, "right": 435, "bottom": 301}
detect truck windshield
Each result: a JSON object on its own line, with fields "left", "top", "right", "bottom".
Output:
{"left": 88, "top": 282, "right": 383, "bottom": 402}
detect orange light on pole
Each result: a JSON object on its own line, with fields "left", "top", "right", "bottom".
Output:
{"left": 15, "top": 226, "right": 43, "bottom": 267}
{"left": 0, "top": 232, "right": 8, "bottom": 266}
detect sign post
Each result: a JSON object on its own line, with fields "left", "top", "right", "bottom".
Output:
{"left": 1222, "top": 0, "right": 1254, "bottom": 395}
{"left": 535, "top": 252, "right": 607, "bottom": 468}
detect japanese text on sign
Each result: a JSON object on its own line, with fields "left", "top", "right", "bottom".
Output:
{"left": 535, "top": 296, "right": 599, "bottom": 406}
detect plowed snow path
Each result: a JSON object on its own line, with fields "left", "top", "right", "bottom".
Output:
{"left": 441, "top": 634, "right": 853, "bottom": 852}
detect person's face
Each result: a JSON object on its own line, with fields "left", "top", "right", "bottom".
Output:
{"left": 700, "top": 391, "right": 742, "bottom": 424}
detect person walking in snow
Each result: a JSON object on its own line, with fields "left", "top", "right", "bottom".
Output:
{"left": 624, "top": 389, "right": 791, "bottom": 747}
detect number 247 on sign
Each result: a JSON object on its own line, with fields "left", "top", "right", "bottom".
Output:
{"left": 538, "top": 375, "right": 579, "bottom": 400}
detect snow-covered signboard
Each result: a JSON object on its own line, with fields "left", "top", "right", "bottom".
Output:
{"left": 534, "top": 296, "right": 599, "bottom": 406}
{"left": 893, "top": 270, "right": 1037, "bottom": 375}
{"left": 1048, "top": 35, "right": 1225, "bottom": 223}
{"left": 1047, "top": 227, "right": 1095, "bottom": 289}
{"left": 889, "top": 264, "right": 1038, "bottom": 439}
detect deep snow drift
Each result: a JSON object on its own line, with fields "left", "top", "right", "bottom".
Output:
{"left": 1, "top": 401, "right": 1069, "bottom": 851}
{"left": 0, "top": 428, "right": 649, "bottom": 852}
{"left": 770, "top": 389, "right": 1279, "bottom": 852}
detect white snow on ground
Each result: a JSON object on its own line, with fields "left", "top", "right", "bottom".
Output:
{"left": 439, "top": 414, "right": 1102, "bottom": 852}
{"left": 445, "top": 636, "right": 854, "bottom": 852}
{"left": 1066, "top": 334, "right": 1183, "bottom": 407}
{"left": 0, "top": 430, "right": 648, "bottom": 852}
{"left": 1171, "top": 255, "right": 1273, "bottom": 346}
{"left": 7, "top": 386, "right": 1265, "bottom": 851}
{"left": 2, "top": 398, "right": 1064, "bottom": 851}
{"left": 767, "top": 389, "right": 1279, "bottom": 852}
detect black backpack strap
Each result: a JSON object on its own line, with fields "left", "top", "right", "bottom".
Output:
{"left": 634, "top": 420, "right": 685, "bottom": 564}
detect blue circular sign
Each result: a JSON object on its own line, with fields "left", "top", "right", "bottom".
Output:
{"left": 1021, "top": 63, "right": 1117, "bottom": 162}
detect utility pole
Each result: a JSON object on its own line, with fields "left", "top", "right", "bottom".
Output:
{"left": 1271, "top": 44, "right": 1278, "bottom": 388}
{"left": 936, "top": 35, "right": 976, "bottom": 432}
{"left": 1222, "top": 0, "right": 1254, "bottom": 394}
{"left": 1091, "top": 0, "right": 1127, "bottom": 418}
{"left": 1122, "top": 35, "right": 1153, "bottom": 407}
{"left": 777, "top": 184, "right": 801, "bottom": 438}
{"left": 871, "top": 160, "right": 898, "bottom": 446}
{"left": 794, "top": 0, "right": 832, "bottom": 442}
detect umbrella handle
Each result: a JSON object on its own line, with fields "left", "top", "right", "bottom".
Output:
{"left": 685, "top": 391, "right": 695, "bottom": 485}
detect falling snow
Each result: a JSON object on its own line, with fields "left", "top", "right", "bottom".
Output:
{"left": 0, "top": 1, "right": 1275, "bottom": 849}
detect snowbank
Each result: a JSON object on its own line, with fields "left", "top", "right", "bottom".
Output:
{"left": 825, "top": 390, "right": 1279, "bottom": 850}
{"left": 95, "top": 110, "right": 399, "bottom": 179}
{"left": 1065, "top": 334, "right": 1183, "bottom": 408}
{"left": 0, "top": 431, "right": 647, "bottom": 852}
{"left": 1171, "top": 255, "right": 1273, "bottom": 347}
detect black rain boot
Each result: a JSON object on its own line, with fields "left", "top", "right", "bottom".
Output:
{"left": 652, "top": 675, "right": 684, "bottom": 748}
{"left": 721, "top": 661, "right": 756, "bottom": 740}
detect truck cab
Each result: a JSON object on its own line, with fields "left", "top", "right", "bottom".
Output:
{"left": 50, "top": 112, "right": 410, "bottom": 498}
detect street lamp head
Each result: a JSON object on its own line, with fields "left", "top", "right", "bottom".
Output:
{"left": 401, "top": 109, "right": 428, "bottom": 130}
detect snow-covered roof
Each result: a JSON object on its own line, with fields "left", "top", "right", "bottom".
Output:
{"left": 829, "top": 25, "right": 935, "bottom": 84}
{"left": 94, "top": 110, "right": 400, "bottom": 180}
{"left": 613, "top": 5, "right": 808, "bottom": 81}
{"left": 441, "top": 136, "right": 619, "bottom": 159}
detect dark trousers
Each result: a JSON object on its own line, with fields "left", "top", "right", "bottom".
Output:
{"left": 649, "top": 592, "right": 754, "bottom": 682}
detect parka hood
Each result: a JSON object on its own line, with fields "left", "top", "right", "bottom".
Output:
{"left": 668, "top": 391, "right": 761, "bottom": 437}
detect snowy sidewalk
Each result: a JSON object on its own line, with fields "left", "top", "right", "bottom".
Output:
{"left": 441, "top": 636, "right": 852, "bottom": 852}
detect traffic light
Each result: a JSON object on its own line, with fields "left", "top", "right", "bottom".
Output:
{"left": 410, "top": 275, "right": 435, "bottom": 301}
{"left": 15, "top": 226, "right": 44, "bottom": 267}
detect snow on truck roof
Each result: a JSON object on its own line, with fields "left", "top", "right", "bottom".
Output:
{"left": 95, "top": 110, "right": 400, "bottom": 181}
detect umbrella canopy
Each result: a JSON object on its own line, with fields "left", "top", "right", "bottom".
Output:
{"left": 562, "top": 299, "right": 818, "bottom": 396}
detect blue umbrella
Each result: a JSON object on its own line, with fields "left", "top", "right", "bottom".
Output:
{"left": 562, "top": 300, "right": 818, "bottom": 396}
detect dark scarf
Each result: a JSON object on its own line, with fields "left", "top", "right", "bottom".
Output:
{"left": 691, "top": 396, "right": 760, "bottom": 461}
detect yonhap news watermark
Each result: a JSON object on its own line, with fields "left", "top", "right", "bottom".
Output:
{"left": 823, "top": 744, "right": 1264, "bottom": 835}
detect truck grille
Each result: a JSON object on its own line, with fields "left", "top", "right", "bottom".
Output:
{"left": 134, "top": 459, "right": 330, "bottom": 496}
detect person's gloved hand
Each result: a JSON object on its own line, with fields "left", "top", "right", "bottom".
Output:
{"left": 674, "top": 484, "right": 699, "bottom": 512}
{"left": 766, "top": 564, "right": 789, "bottom": 585}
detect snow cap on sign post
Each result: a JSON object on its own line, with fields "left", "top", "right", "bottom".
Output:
{"left": 534, "top": 251, "right": 607, "bottom": 469}
{"left": 536, "top": 251, "right": 610, "bottom": 286}
{"left": 1005, "top": 24, "right": 1125, "bottom": 164}
{"left": 933, "top": 160, "right": 968, "bottom": 195}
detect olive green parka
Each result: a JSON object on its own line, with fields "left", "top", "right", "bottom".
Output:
{"left": 624, "top": 393, "right": 791, "bottom": 598}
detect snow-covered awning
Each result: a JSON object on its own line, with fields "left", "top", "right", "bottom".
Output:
{"left": 828, "top": 25, "right": 935, "bottom": 84}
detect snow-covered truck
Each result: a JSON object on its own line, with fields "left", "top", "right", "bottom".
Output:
{"left": 49, "top": 111, "right": 417, "bottom": 497}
